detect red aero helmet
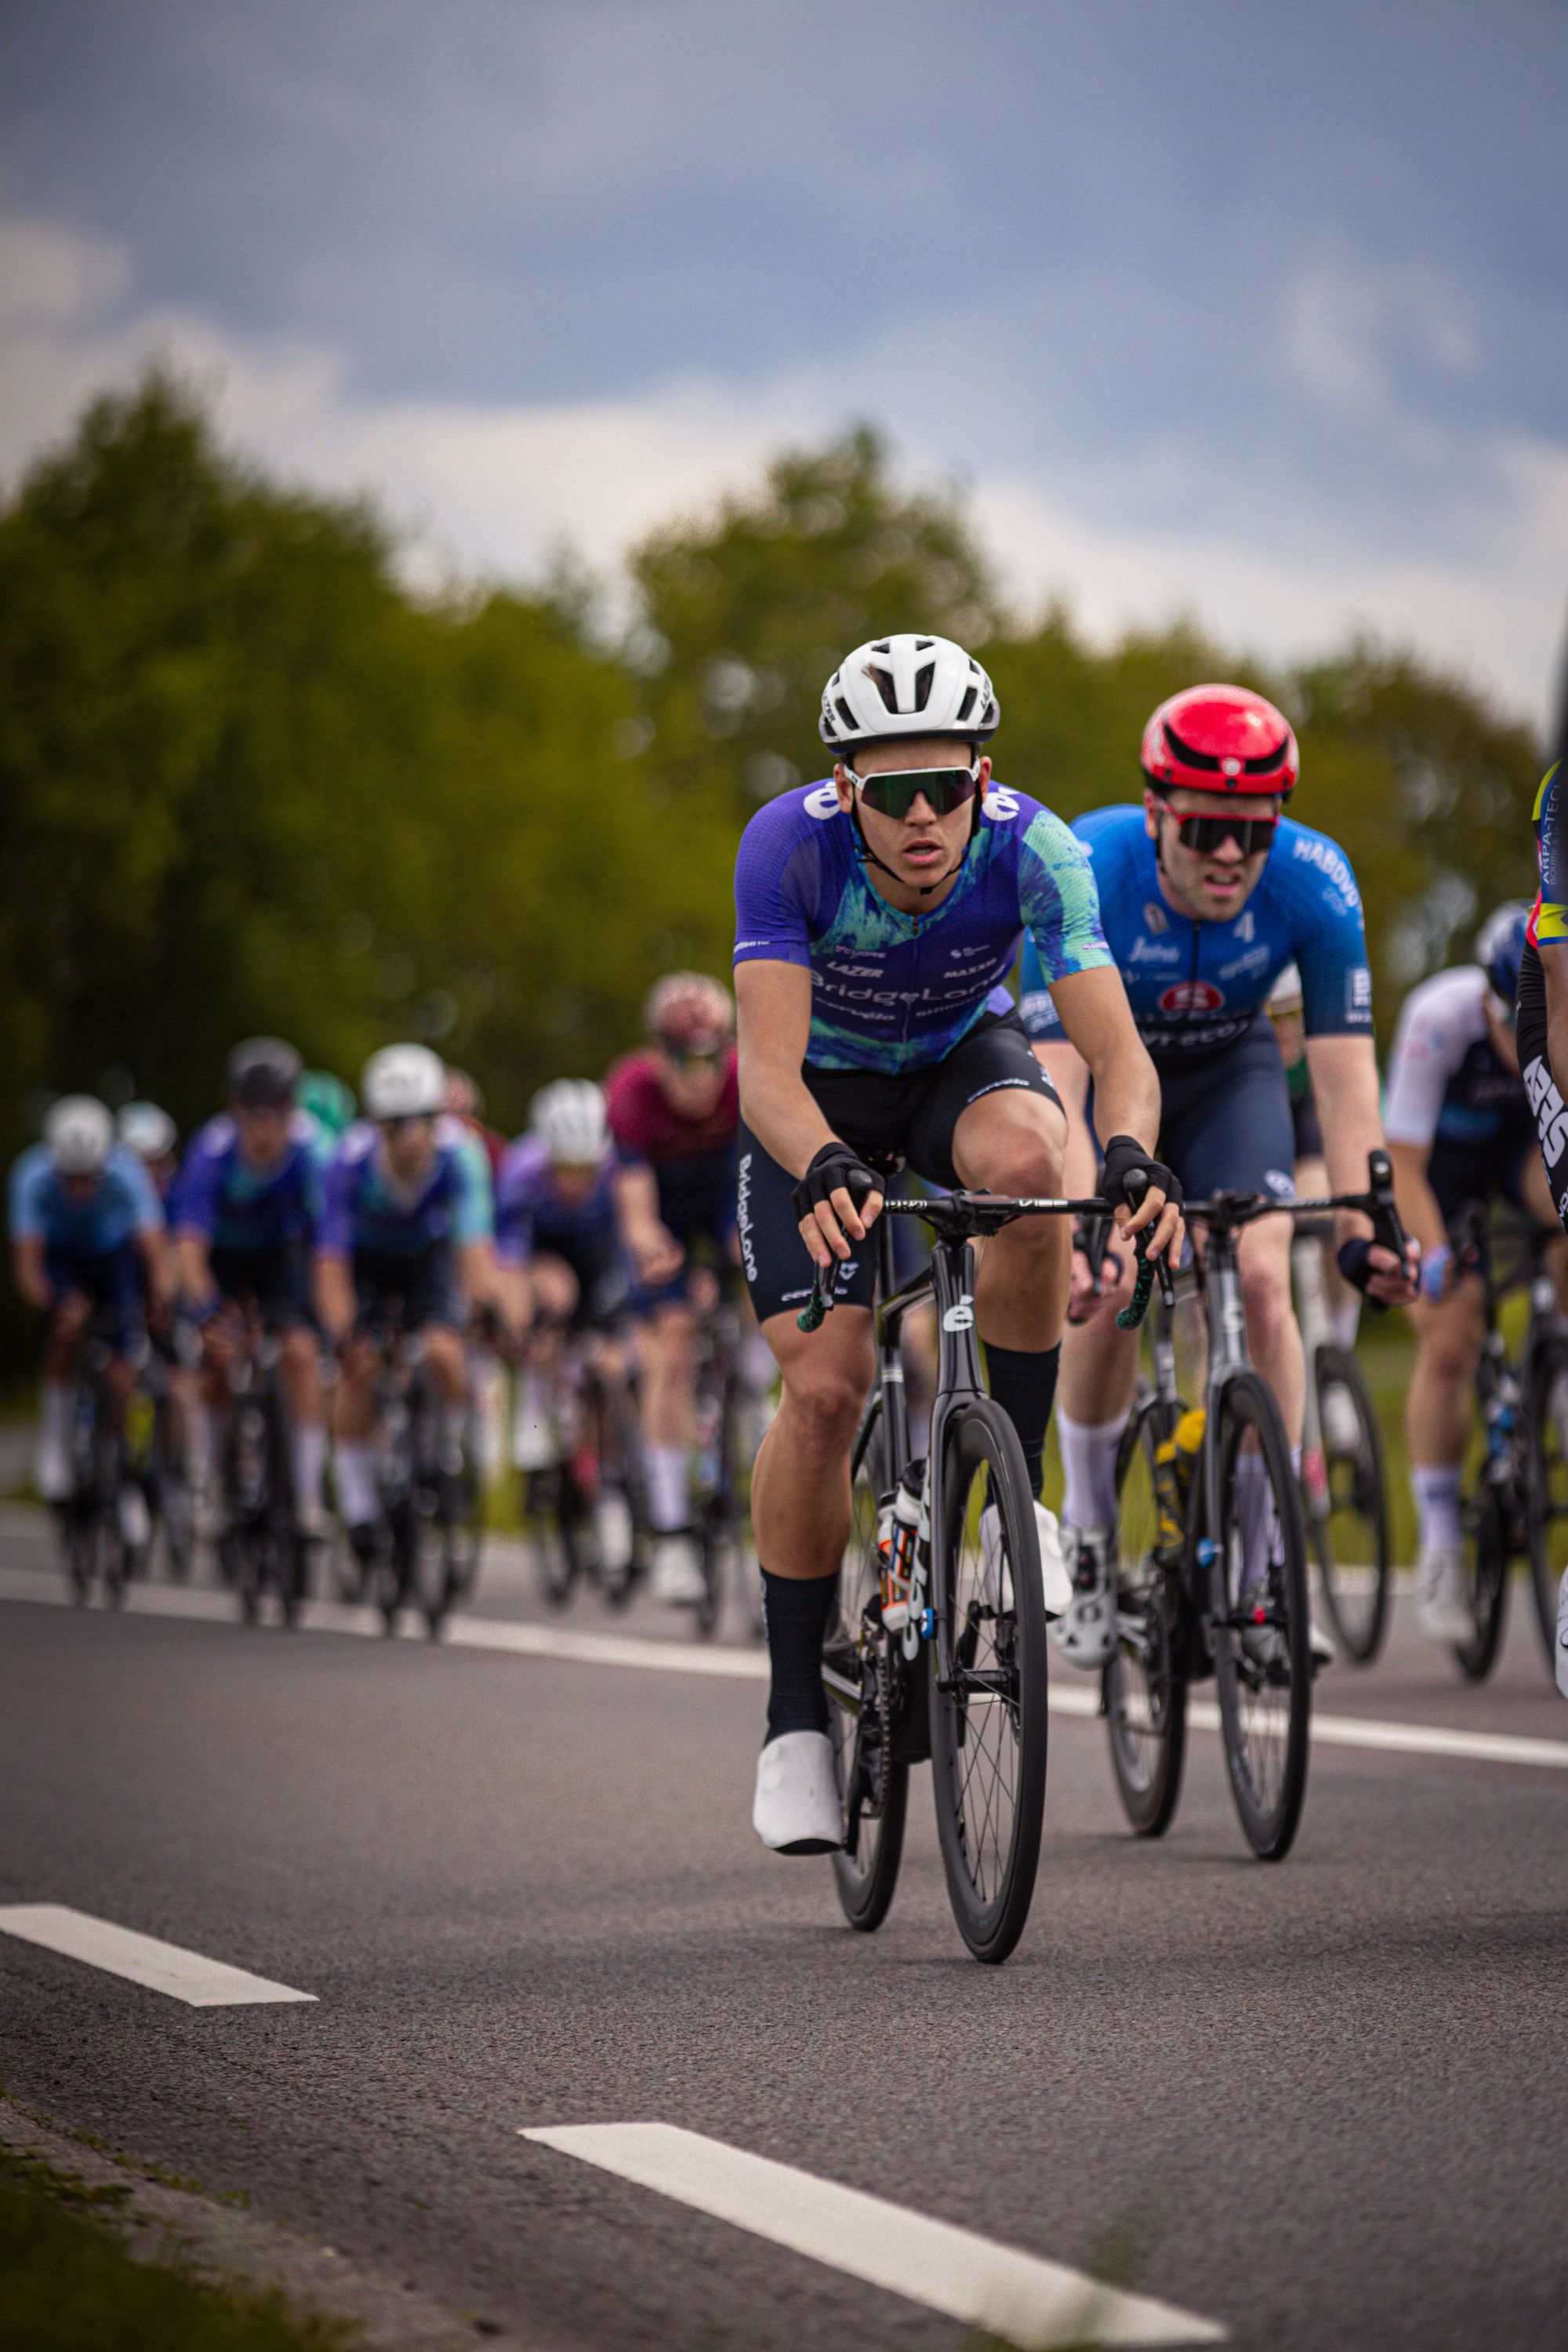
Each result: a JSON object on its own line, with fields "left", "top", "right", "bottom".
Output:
{"left": 1140, "top": 684, "right": 1298, "bottom": 798}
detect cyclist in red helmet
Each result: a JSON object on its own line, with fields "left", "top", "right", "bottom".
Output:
{"left": 1021, "top": 684, "right": 1417, "bottom": 1669}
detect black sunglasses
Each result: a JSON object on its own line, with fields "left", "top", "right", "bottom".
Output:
{"left": 848, "top": 763, "right": 981, "bottom": 819}
{"left": 1171, "top": 809, "right": 1279, "bottom": 857}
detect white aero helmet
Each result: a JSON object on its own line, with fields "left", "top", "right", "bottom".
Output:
{"left": 1266, "top": 962, "right": 1304, "bottom": 1014}
{"left": 531, "top": 1080, "right": 608, "bottom": 1167}
{"left": 362, "top": 1043, "right": 446, "bottom": 1120}
{"left": 47, "top": 1094, "right": 114, "bottom": 1176}
{"left": 118, "top": 1101, "right": 177, "bottom": 1163}
{"left": 819, "top": 633, "right": 1000, "bottom": 760}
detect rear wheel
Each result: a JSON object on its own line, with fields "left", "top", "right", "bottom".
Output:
{"left": 1453, "top": 1480, "right": 1508, "bottom": 1682}
{"left": 1211, "top": 1372, "right": 1312, "bottom": 1860}
{"left": 1105, "top": 1396, "right": 1189, "bottom": 1837}
{"left": 1306, "top": 1343, "right": 1390, "bottom": 1664}
{"left": 928, "top": 1399, "right": 1048, "bottom": 1963}
{"left": 1526, "top": 1337, "right": 1568, "bottom": 1675}
{"left": 826, "top": 1398, "right": 909, "bottom": 1934}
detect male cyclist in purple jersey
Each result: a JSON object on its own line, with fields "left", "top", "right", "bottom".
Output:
{"left": 733, "top": 632, "right": 1182, "bottom": 1855}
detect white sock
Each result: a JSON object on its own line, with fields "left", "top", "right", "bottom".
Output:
{"left": 1412, "top": 1466, "right": 1462, "bottom": 1552}
{"left": 646, "top": 1442, "right": 690, "bottom": 1532}
{"left": 39, "top": 1381, "right": 71, "bottom": 1450}
{"left": 514, "top": 1367, "right": 549, "bottom": 1429}
{"left": 1057, "top": 1407, "right": 1129, "bottom": 1530}
{"left": 290, "top": 1422, "right": 325, "bottom": 1515}
{"left": 35, "top": 1383, "right": 71, "bottom": 1496}
{"left": 334, "top": 1441, "right": 378, "bottom": 1527}
{"left": 1329, "top": 1298, "right": 1362, "bottom": 1350}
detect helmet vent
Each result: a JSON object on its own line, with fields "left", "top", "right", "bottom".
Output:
{"left": 833, "top": 695, "right": 856, "bottom": 732}
{"left": 914, "top": 637, "right": 935, "bottom": 651}
{"left": 955, "top": 684, "right": 978, "bottom": 724}
{"left": 913, "top": 660, "right": 935, "bottom": 711}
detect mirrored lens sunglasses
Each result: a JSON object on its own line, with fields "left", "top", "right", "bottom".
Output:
{"left": 848, "top": 763, "right": 981, "bottom": 819}
{"left": 1173, "top": 810, "right": 1279, "bottom": 857}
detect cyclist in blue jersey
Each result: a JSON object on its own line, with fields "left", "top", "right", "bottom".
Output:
{"left": 9, "top": 1095, "right": 170, "bottom": 1509}
{"left": 173, "top": 1037, "right": 328, "bottom": 1536}
{"left": 1022, "top": 684, "right": 1417, "bottom": 1668}
{"left": 734, "top": 632, "right": 1182, "bottom": 1855}
{"left": 314, "top": 1044, "right": 498, "bottom": 1563}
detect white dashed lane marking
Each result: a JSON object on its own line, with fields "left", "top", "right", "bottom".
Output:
{"left": 523, "top": 2121, "right": 1226, "bottom": 2347}
{"left": 0, "top": 1904, "right": 318, "bottom": 2007}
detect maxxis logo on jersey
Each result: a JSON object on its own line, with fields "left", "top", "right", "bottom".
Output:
{"left": 1158, "top": 980, "right": 1225, "bottom": 1014}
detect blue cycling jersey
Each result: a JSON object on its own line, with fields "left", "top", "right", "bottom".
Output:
{"left": 318, "top": 1117, "right": 493, "bottom": 1259}
{"left": 172, "top": 1113, "right": 322, "bottom": 1252}
{"left": 1018, "top": 804, "right": 1374, "bottom": 1062}
{"left": 9, "top": 1142, "right": 163, "bottom": 1255}
{"left": 733, "top": 778, "right": 1112, "bottom": 1073}
{"left": 494, "top": 1136, "right": 619, "bottom": 1265}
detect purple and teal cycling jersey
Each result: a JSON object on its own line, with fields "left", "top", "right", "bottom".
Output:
{"left": 9, "top": 1142, "right": 162, "bottom": 1254}
{"left": 318, "top": 1117, "right": 493, "bottom": 1260}
{"left": 1018, "top": 804, "right": 1374, "bottom": 1062}
{"left": 733, "top": 778, "right": 1112, "bottom": 1073}
{"left": 171, "top": 1113, "right": 322, "bottom": 1251}
{"left": 494, "top": 1137, "right": 619, "bottom": 1263}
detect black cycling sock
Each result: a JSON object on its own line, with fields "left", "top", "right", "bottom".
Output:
{"left": 982, "top": 1341, "right": 1062, "bottom": 1498}
{"left": 760, "top": 1566, "right": 837, "bottom": 1741}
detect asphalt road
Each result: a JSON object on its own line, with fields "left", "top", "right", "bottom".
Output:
{"left": 2, "top": 1510, "right": 1567, "bottom": 2352}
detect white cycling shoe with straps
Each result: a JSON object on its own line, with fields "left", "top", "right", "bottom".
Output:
{"left": 753, "top": 1730, "right": 844, "bottom": 1854}
{"left": 979, "top": 1500, "right": 1073, "bottom": 1620}
{"left": 1048, "top": 1523, "right": 1118, "bottom": 1669}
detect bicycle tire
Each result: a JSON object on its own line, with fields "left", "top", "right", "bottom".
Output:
{"left": 1453, "top": 1482, "right": 1508, "bottom": 1681}
{"left": 1210, "top": 1370, "right": 1312, "bottom": 1860}
{"left": 693, "top": 1509, "right": 722, "bottom": 1641}
{"left": 1308, "top": 1343, "right": 1390, "bottom": 1665}
{"left": 233, "top": 1526, "right": 267, "bottom": 1626}
{"left": 1526, "top": 1335, "right": 1568, "bottom": 1675}
{"left": 826, "top": 1396, "right": 909, "bottom": 1933}
{"left": 1105, "top": 1396, "right": 1189, "bottom": 1837}
{"left": 596, "top": 1381, "right": 648, "bottom": 1607}
{"left": 62, "top": 1503, "right": 95, "bottom": 1605}
{"left": 928, "top": 1397, "right": 1049, "bottom": 1963}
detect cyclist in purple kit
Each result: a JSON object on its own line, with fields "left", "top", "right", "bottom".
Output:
{"left": 734, "top": 632, "right": 1182, "bottom": 1854}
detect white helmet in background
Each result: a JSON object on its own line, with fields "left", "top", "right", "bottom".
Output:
{"left": 819, "top": 633, "right": 1000, "bottom": 759}
{"left": 1266, "top": 962, "right": 1304, "bottom": 1014}
{"left": 531, "top": 1080, "right": 608, "bottom": 1167}
{"left": 46, "top": 1095, "right": 114, "bottom": 1176}
{"left": 118, "top": 1101, "right": 177, "bottom": 1163}
{"left": 362, "top": 1043, "right": 446, "bottom": 1120}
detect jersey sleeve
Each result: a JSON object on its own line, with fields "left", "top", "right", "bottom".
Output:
{"left": 1018, "top": 808, "right": 1113, "bottom": 991}
{"left": 172, "top": 1131, "right": 223, "bottom": 1240}
{"left": 732, "top": 799, "right": 818, "bottom": 972}
{"left": 119, "top": 1148, "right": 165, "bottom": 1237}
{"left": 1285, "top": 833, "right": 1375, "bottom": 1037}
{"left": 1015, "top": 931, "right": 1063, "bottom": 1040}
{"left": 1382, "top": 972, "right": 1485, "bottom": 1146}
{"left": 604, "top": 1060, "right": 653, "bottom": 1167}
{"left": 448, "top": 1142, "right": 494, "bottom": 1247}
{"left": 8, "top": 1151, "right": 46, "bottom": 1243}
{"left": 315, "top": 1151, "right": 358, "bottom": 1257}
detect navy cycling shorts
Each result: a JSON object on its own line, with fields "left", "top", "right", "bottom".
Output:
{"left": 737, "top": 1010, "right": 1062, "bottom": 1326}
{"left": 43, "top": 1243, "right": 143, "bottom": 1346}
{"left": 211, "top": 1239, "right": 315, "bottom": 1329}
{"left": 1086, "top": 1012, "right": 1297, "bottom": 1209}
{"left": 634, "top": 1149, "right": 740, "bottom": 1311}
{"left": 353, "top": 1243, "right": 465, "bottom": 1333}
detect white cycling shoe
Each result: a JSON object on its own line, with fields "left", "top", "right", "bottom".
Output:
{"left": 753, "top": 1730, "right": 844, "bottom": 1853}
{"left": 979, "top": 1500, "right": 1073, "bottom": 1620}
{"left": 1417, "top": 1541, "right": 1472, "bottom": 1645}
{"left": 1048, "top": 1523, "right": 1117, "bottom": 1670}
{"left": 34, "top": 1432, "right": 71, "bottom": 1504}
{"left": 651, "top": 1532, "right": 706, "bottom": 1606}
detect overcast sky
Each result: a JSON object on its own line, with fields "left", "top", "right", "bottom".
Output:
{"left": 2, "top": 0, "right": 1565, "bottom": 725}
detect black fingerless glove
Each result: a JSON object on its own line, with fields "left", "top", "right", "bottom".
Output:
{"left": 1335, "top": 1236, "right": 1388, "bottom": 1312}
{"left": 1099, "top": 1134, "right": 1183, "bottom": 1217}
{"left": 790, "top": 1142, "right": 879, "bottom": 1224}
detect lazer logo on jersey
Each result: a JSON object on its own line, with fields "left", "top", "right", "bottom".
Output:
{"left": 1158, "top": 981, "right": 1225, "bottom": 1014}
{"left": 1525, "top": 1058, "right": 1568, "bottom": 1167}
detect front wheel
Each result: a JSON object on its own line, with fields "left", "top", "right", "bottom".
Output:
{"left": 1210, "top": 1372, "right": 1312, "bottom": 1860}
{"left": 826, "top": 1397, "right": 908, "bottom": 1933}
{"left": 1105, "top": 1396, "right": 1189, "bottom": 1837}
{"left": 1453, "top": 1480, "right": 1508, "bottom": 1682}
{"left": 1526, "top": 1337, "right": 1568, "bottom": 1676}
{"left": 1306, "top": 1343, "right": 1390, "bottom": 1664}
{"left": 928, "top": 1398, "right": 1048, "bottom": 1962}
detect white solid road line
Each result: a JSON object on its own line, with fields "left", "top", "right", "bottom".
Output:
{"left": 523, "top": 2121, "right": 1225, "bottom": 2349}
{"left": 6, "top": 1562, "right": 1568, "bottom": 1773}
{"left": 0, "top": 1903, "right": 317, "bottom": 2008}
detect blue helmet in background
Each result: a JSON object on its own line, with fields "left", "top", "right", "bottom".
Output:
{"left": 1475, "top": 901, "right": 1530, "bottom": 1018}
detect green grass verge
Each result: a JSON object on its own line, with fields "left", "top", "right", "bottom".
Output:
{"left": 0, "top": 2142, "right": 357, "bottom": 2352}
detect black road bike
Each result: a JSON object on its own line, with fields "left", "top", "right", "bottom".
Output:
{"left": 1107, "top": 1152, "right": 1409, "bottom": 1861}
{"left": 57, "top": 1313, "right": 140, "bottom": 1606}
{"left": 364, "top": 1314, "right": 482, "bottom": 1638}
{"left": 804, "top": 1166, "right": 1160, "bottom": 1964}
{"left": 220, "top": 1309, "right": 307, "bottom": 1630}
{"left": 1441, "top": 1203, "right": 1568, "bottom": 1684}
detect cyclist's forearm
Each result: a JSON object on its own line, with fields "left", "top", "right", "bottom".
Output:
{"left": 1385, "top": 1142, "right": 1447, "bottom": 1255}
{"left": 314, "top": 1253, "right": 357, "bottom": 1341}
{"left": 738, "top": 1054, "right": 837, "bottom": 1180}
{"left": 1080, "top": 1058, "right": 1161, "bottom": 1160}
{"left": 176, "top": 1234, "right": 215, "bottom": 1307}
{"left": 13, "top": 1238, "right": 51, "bottom": 1312}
